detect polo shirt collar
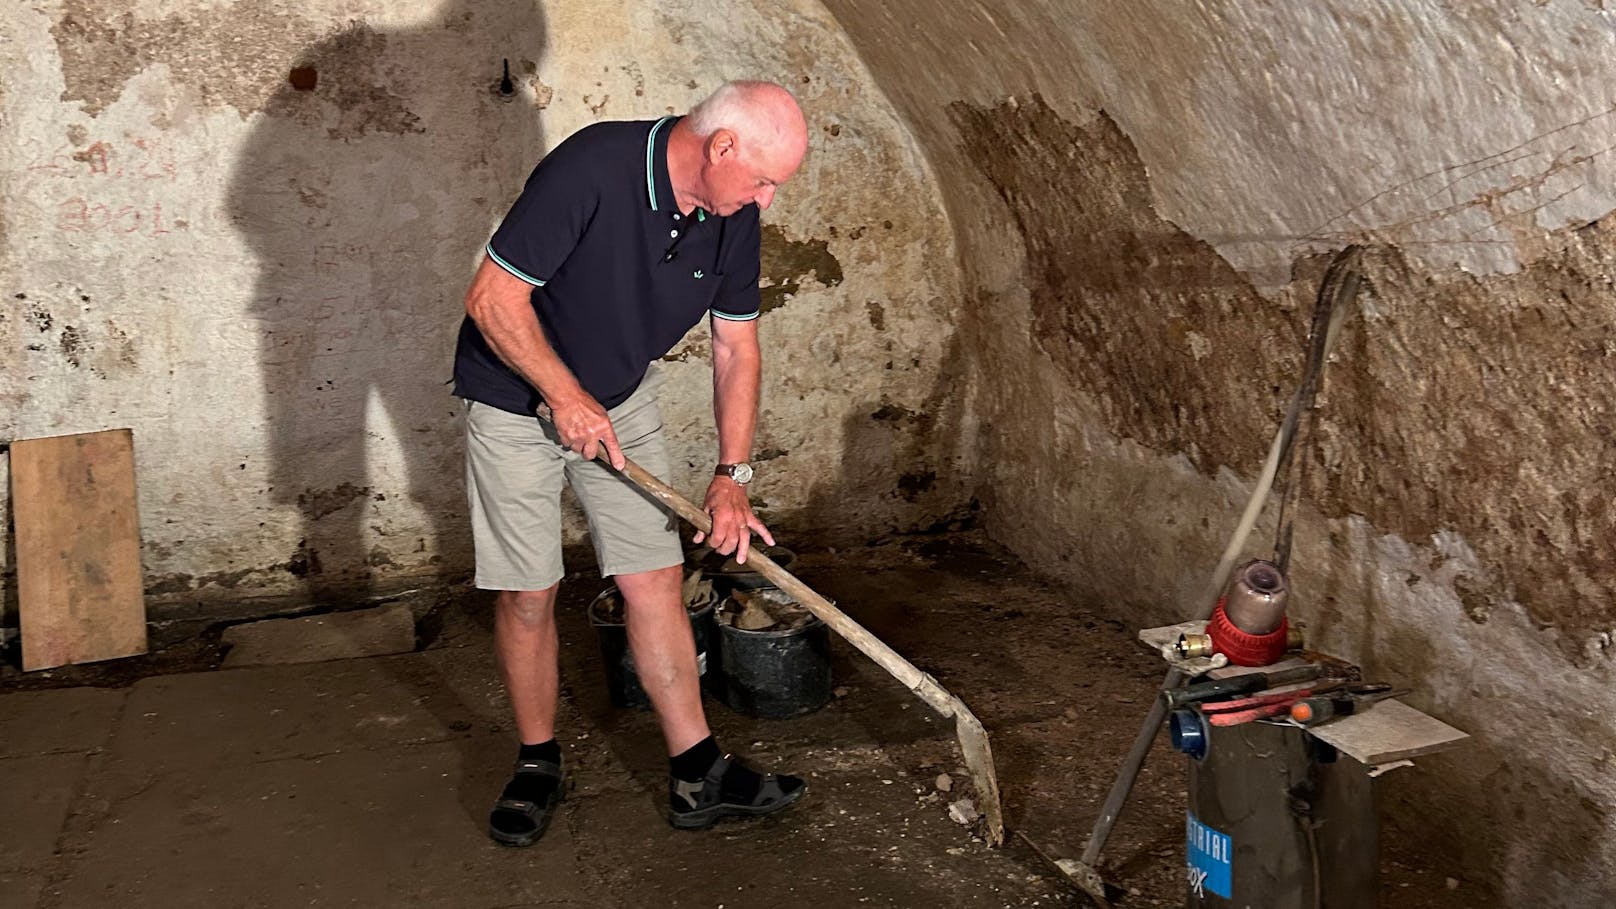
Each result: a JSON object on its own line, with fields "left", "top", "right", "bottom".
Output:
{"left": 645, "top": 116, "right": 678, "bottom": 212}
{"left": 644, "top": 115, "right": 708, "bottom": 221}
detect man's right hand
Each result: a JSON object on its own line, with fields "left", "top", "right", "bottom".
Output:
{"left": 543, "top": 395, "right": 625, "bottom": 470}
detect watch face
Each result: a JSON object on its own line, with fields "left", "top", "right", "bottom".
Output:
{"left": 732, "top": 463, "right": 754, "bottom": 484}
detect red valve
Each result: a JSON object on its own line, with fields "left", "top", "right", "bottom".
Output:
{"left": 1206, "top": 597, "right": 1291, "bottom": 667}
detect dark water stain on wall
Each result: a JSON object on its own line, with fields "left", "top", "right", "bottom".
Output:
{"left": 54, "top": 0, "right": 308, "bottom": 117}
{"left": 23, "top": 301, "right": 53, "bottom": 333}
{"left": 1314, "top": 238, "right": 1616, "bottom": 649}
{"left": 263, "top": 26, "right": 424, "bottom": 139}
{"left": 950, "top": 95, "right": 1297, "bottom": 479}
{"left": 6, "top": 290, "right": 138, "bottom": 377}
{"left": 146, "top": 562, "right": 314, "bottom": 597}
{"left": 52, "top": 0, "right": 422, "bottom": 137}
{"left": 58, "top": 325, "right": 84, "bottom": 367}
{"left": 951, "top": 94, "right": 1616, "bottom": 649}
{"left": 897, "top": 470, "right": 935, "bottom": 501}
{"left": 866, "top": 300, "right": 886, "bottom": 330}
{"left": 760, "top": 224, "right": 844, "bottom": 314}
{"left": 296, "top": 483, "right": 374, "bottom": 521}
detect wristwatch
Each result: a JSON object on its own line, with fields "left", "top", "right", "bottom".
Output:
{"left": 715, "top": 463, "right": 754, "bottom": 486}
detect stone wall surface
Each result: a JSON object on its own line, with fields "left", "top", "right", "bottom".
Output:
{"left": 0, "top": 0, "right": 967, "bottom": 615}
{"left": 7, "top": 0, "right": 1616, "bottom": 902}
{"left": 817, "top": 0, "right": 1616, "bottom": 904}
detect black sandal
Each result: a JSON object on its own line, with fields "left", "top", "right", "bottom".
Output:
{"left": 668, "top": 754, "right": 806, "bottom": 830}
{"left": 488, "top": 758, "right": 565, "bottom": 847}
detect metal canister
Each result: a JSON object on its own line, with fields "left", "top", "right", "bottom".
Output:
{"left": 1223, "top": 559, "right": 1289, "bottom": 635}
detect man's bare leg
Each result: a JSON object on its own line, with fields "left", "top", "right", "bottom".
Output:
{"left": 616, "top": 565, "right": 710, "bottom": 754}
{"left": 616, "top": 563, "right": 806, "bottom": 829}
{"left": 488, "top": 586, "right": 566, "bottom": 847}
{"left": 494, "top": 587, "right": 562, "bottom": 743}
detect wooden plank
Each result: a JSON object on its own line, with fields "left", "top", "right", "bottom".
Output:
{"left": 12, "top": 429, "right": 147, "bottom": 670}
{"left": 1306, "top": 698, "right": 1470, "bottom": 766}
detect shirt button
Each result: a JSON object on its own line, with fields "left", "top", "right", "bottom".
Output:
{"left": 669, "top": 229, "right": 679, "bottom": 238}
{"left": 673, "top": 213, "right": 682, "bottom": 220}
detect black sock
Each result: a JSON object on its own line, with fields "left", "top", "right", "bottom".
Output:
{"left": 718, "top": 759, "right": 762, "bottom": 804}
{"left": 493, "top": 739, "right": 562, "bottom": 830}
{"left": 670, "top": 737, "right": 762, "bottom": 805}
{"left": 670, "top": 736, "right": 721, "bottom": 782}
{"left": 518, "top": 740, "right": 561, "bottom": 764}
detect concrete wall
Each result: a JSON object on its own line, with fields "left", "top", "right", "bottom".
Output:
{"left": 0, "top": 0, "right": 969, "bottom": 618}
{"left": 817, "top": 0, "right": 1616, "bottom": 904}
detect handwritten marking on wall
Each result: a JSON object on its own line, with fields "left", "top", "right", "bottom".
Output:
{"left": 28, "top": 136, "right": 178, "bottom": 181}
{"left": 27, "top": 136, "right": 187, "bottom": 236}
{"left": 56, "top": 199, "right": 177, "bottom": 238}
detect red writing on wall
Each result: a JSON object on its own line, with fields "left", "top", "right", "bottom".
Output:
{"left": 29, "top": 137, "right": 178, "bottom": 181}
{"left": 30, "top": 137, "right": 186, "bottom": 237}
{"left": 57, "top": 199, "right": 176, "bottom": 238}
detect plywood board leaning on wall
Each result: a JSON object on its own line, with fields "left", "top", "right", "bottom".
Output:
{"left": 12, "top": 429, "right": 148, "bottom": 671}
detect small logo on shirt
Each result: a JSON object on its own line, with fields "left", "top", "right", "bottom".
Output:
{"left": 693, "top": 270, "right": 705, "bottom": 279}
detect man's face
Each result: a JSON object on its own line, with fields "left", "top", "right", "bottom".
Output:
{"left": 703, "top": 138, "right": 800, "bottom": 216}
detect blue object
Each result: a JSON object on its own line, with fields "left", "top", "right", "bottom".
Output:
{"left": 1186, "top": 812, "right": 1233, "bottom": 899}
{"left": 1170, "top": 708, "right": 1208, "bottom": 760}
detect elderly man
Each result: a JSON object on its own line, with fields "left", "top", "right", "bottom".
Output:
{"left": 452, "top": 81, "right": 810, "bottom": 846}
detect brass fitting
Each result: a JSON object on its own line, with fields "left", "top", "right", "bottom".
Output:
{"left": 1173, "top": 632, "right": 1216, "bottom": 660}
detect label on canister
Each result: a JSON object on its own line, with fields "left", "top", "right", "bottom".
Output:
{"left": 1186, "top": 812, "right": 1233, "bottom": 899}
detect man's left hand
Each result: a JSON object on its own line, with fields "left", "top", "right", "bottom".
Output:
{"left": 692, "top": 477, "right": 774, "bottom": 564}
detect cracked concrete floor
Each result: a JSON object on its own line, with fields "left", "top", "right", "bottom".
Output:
{"left": 0, "top": 532, "right": 1482, "bottom": 907}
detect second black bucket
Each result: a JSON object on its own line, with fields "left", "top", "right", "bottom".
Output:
{"left": 588, "top": 586, "right": 717, "bottom": 710}
{"left": 716, "top": 591, "right": 832, "bottom": 719}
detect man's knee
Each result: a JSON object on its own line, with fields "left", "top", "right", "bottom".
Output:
{"left": 617, "top": 565, "right": 684, "bottom": 613}
{"left": 496, "top": 587, "right": 559, "bottom": 627}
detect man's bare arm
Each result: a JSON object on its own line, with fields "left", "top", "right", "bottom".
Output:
{"left": 693, "top": 314, "right": 773, "bottom": 561}
{"left": 463, "top": 256, "right": 623, "bottom": 468}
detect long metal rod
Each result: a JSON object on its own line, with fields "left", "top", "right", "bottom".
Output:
{"left": 608, "top": 455, "right": 1006, "bottom": 846}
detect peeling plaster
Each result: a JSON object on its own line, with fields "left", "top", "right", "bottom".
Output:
{"left": 951, "top": 94, "right": 1616, "bottom": 650}
{"left": 50, "top": 0, "right": 431, "bottom": 137}
{"left": 759, "top": 224, "right": 844, "bottom": 314}
{"left": 52, "top": 0, "right": 317, "bottom": 119}
{"left": 296, "top": 483, "right": 374, "bottom": 521}
{"left": 951, "top": 96, "right": 1294, "bottom": 477}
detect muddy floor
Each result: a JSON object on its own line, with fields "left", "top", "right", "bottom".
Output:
{"left": 0, "top": 531, "right": 1484, "bottom": 907}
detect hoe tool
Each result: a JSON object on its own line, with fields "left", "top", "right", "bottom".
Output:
{"left": 602, "top": 452, "right": 1005, "bottom": 845}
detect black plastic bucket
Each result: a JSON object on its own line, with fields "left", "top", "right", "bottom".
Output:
{"left": 588, "top": 586, "right": 717, "bottom": 710}
{"left": 686, "top": 545, "right": 796, "bottom": 596}
{"left": 716, "top": 591, "right": 832, "bottom": 719}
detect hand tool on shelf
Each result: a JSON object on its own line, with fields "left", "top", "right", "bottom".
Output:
{"left": 1161, "top": 662, "right": 1324, "bottom": 709}
{"left": 1288, "top": 684, "right": 1407, "bottom": 726}
{"left": 1194, "top": 679, "right": 1344, "bottom": 726}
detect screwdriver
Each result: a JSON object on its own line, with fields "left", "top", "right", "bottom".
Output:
{"left": 1289, "top": 685, "right": 1405, "bottom": 726}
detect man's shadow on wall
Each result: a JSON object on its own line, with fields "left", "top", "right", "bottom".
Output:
{"left": 227, "top": 1, "right": 547, "bottom": 610}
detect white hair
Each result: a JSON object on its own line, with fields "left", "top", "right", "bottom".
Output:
{"left": 685, "top": 81, "right": 796, "bottom": 155}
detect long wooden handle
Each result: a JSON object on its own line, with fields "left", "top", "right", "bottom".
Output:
{"left": 622, "top": 460, "right": 955, "bottom": 715}
{"left": 615, "top": 457, "right": 1005, "bottom": 845}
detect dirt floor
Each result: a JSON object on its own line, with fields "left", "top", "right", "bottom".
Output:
{"left": 0, "top": 531, "right": 1486, "bottom": 907}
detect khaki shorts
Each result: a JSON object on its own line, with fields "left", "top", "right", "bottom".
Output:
{"left": 463, "top": 368, "right": 681, "bottom": 591}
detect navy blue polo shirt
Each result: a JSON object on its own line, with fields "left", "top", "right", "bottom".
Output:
{"left": 452, "top": 116, "right": 762, "bottom": 415}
